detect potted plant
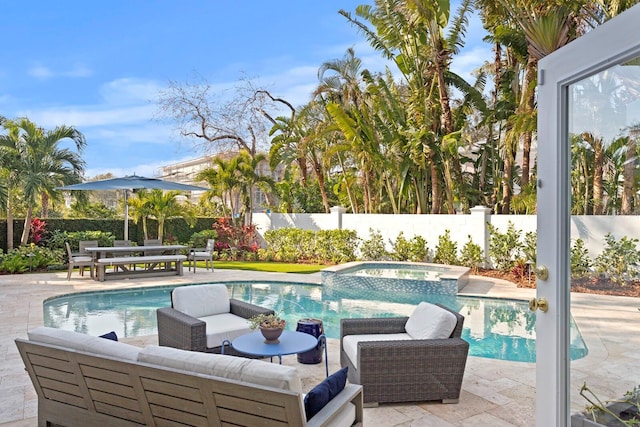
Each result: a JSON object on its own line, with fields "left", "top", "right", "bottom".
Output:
{"left": 248, "top": 312, "right": 286, "bottom": 343}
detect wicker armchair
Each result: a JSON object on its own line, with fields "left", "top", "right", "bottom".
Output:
{"left": 157, "top": 284, "right": 273, "bottom": 356}
{"left": 340, "top": 303, "right": 469, "bottom": 405}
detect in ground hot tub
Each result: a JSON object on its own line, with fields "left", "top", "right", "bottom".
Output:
{"left": 321, "top": 261, "right": 470, "bottom": 295}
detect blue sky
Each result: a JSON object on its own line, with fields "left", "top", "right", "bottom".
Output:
{"left": 0, "top": 2, "right": 490, "bottom": 179}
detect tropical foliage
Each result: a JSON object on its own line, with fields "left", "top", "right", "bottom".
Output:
{"left": 154, "top": 0, "right": 638, "bottom": 218}
{"left": 2, "top": 0, "right": 639, "bottom": 258}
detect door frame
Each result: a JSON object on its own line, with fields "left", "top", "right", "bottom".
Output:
{"left": 537, "top": 5, "right": 640, "bottom": 426}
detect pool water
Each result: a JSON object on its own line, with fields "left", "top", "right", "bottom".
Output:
{"left": 43, "top": 281, "right": 588, "bottom": 363}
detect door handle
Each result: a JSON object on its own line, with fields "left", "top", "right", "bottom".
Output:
{"left": 535, "top": 265, "right": 549, "bottom": 281}
{"left": 529, "top": 298, "right": 549, "bottom": 313}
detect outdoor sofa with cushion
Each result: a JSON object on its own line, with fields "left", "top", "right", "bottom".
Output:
{"left": 156, "top": 284, "right": 273, "bottom": 355}
{"left": 340, "top": 302, "right": 469, "bottom": 405}
{"left": 17, "top": 326, "right": 363, "bottom": 427}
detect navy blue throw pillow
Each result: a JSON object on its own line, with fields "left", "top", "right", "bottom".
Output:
{"left": 99, "top": 331, "right": 118, "bottom": 341}
{"left": 304, "top": 367, "right": 348, "bottom": 420}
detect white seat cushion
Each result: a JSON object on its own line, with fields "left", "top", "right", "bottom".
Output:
{"left": 172, "top": 284, "right": 230, "bottom": 318}
{"left": 138, "top": 345, "right": 302, "bottom": 393}
{"left": 72, "top": 256, "right": 93, "bottom": 262}
{"left": 28, "top": 326, "right": 141, "bottom": 361}
{"left": 191, "top": 251, "right": 211, "bottom": 257}
{"left": 404, "top": 302, "right": 458, "bottom": 340}
{"left": 200, "top": 313, "right": 251, "bottom": 348}
{"left": 342, "top": 333, "right": 412, "bottom": 369}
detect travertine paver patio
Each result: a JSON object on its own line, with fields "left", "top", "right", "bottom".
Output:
{"left": 0, "top": 269, "right": 638, "bottom": 426}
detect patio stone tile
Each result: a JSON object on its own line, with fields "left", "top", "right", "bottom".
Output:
{"left": 1, "top": 270, "right": 638, "bottom": 425}
{"left": 488, "top": 400, "right": 536, "bottom": 426}
{"left": 363, "top": 406, "right": 415, "bottom": 426}
{"left": 454, "top": 412, "right": 519, "bottom": 426}
{"left": 419, "top": 390, "right": 498, "bottom": 423}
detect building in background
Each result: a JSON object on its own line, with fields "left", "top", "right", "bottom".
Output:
{"left": 158, "top": 151, "right": 283, "bottom": 212}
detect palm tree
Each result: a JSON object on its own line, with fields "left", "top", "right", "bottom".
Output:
{"left": 144, "top": 189, "right": 196, "bottom": 241}
{"left": 196, "top": 155, "right": 243, "bottom": 218}
{"left": 128, "top": 190, "right": 153, "bottom": 240}
{"left": 0, "top": 118, "right": 85, "bottom": 248}
{"left": 234, "top": 150, "right": 275, "bottom": 224}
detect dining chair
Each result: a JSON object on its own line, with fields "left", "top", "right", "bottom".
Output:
{"left": 188, "top": 239, "right": 215, "bottom": 273}
{"left": 78, "top": 240, "right": 98, "bottom": 255}
{"left": 65, "top": 242, "right": 94, "bottom": 280}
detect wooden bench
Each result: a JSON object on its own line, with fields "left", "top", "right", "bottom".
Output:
{"left": 16, "top": 337, "right": 363, "bottom": 427}
{"left": 95, "top": 255, "right": 187, "bottom": 281}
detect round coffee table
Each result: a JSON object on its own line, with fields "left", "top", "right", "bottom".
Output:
{"left": 222, "top": 330, "right": 329, "bottom": 376}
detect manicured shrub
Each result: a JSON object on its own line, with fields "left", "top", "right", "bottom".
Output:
{"left": 262, "top": 227, "right": 357, "bottom": 264}
{"left": 0, "top": 244, "right": 61, "bottom": 273}
{"left": 390, "top": 232, "right": 411, "bottom": 261}
{"left": 359, "top": 228, "right": 388, "bottom": 261}
{"left": 593, "top": 233, "right": 640, "bottom": 284}
{"left": 187, "top": 229, "right": 218, "bottom": 249}
{"left": 487, "top": 221, "right": 523, "bottom": 271}
{"left": 523, "top": 231, "right": 537, "bottom": 264}
{"left": 570, "top": 238, "right": 591, "bottom": 277}
{"left": 47, "top": 230, "right": 115, "bottom": 252}
{"left": 459, "top": 235, "right": 484, "bottom": 272}
{"left": 433, "top": 230, "right": 459, "bottom": 265}
{"left": 407, "top": 235, "right": 428, "bottom": 262}
{"left": 316, "top": 229, "right": 358, "bottom": 264}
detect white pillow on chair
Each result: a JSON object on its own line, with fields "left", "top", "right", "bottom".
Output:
{"left": 404, "top": 302, "right": 457, "bottom": 340}
{"left": 172, "top": 284, "right": 230, "bottom": 318}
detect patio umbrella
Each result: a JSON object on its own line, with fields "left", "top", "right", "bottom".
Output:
{"left": 57, "top": 174, "right": 208, "bottom": 240}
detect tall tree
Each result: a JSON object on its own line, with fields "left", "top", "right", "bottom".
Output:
{"left": 144, "top": 189, "right": 196, "bottom": 241}
{"left": 0, "top": 118, "right": 85, "bottom": 248}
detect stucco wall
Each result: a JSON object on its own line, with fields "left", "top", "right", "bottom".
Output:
{"left": 252, "top": 207, "right": 640, "bottom": 260}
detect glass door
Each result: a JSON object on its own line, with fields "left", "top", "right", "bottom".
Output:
{"left": 537, "top": 5, "right": 640, "bottom": 426}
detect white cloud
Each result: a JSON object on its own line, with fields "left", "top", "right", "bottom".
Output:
{"left": 100, "top": 78, "right": 165, "bottom": 105}
{"left": 451, "top": 45, "right": 492, "bottom": 80}
{"left": 86, "top": 153, "right": 199, "bottom": 179}
{"left": 28, "top": 64, "right": 53, "bottom": 79}
{"left": 18, "top": 104, "right": 157, "bottom": 128}
{"left": 64, "top": 64, "right": 93, "bottom": 78}
{"left": 85, "top": 122, "right": 176, "bottom": 145}
{"left": 28, "top": 62, "right": 93, "bottom": 80}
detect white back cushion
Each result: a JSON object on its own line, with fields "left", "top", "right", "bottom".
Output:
{"left": 172, "top": 284, "right": 230, "bottom": 318}
{"left": 27, "top": 326, "right": 141, "bottom": 361}
{"left": 139, "top": 345, "right": 302, "bottom": 393}
{"left": 404, "top": 302, "right": 458, "bottom": 340}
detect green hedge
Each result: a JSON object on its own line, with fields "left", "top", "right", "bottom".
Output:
{"left": 0, "top": 218, "right": 219, "bottom": 251}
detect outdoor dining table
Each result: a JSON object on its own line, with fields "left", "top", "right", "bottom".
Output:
{"left": 84, "top": 245, "right": 187, "bottom": 281}
{"left": 84, "top": 244, "right": 186, "bottom": 259}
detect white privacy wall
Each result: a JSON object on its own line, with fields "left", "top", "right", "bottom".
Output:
{"left": 252, "top": 206, "right": 640, "bottom": 259}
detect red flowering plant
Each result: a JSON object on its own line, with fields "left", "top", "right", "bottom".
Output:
{"left": 29, "top": 218, "right": 48, "bottom": 245}
{"left": 212, "top": 217, "right": 259, "bottom": 259}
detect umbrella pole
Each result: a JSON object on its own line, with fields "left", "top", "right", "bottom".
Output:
{"left": 124, "top": 190, "right": 129, "bottom": 241}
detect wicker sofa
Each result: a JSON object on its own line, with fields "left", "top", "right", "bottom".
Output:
{"left": 157, "top": 284, "right": 273, "bottom": 355}
{"left": 18, "top": 327, "right": 364, "bottom": 427}
{"left": 340, "top": 302, "right": 469, "bottom": 405}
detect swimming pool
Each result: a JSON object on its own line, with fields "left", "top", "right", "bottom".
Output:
{"left": 43, "top": 281, "right": 588, "bottom": 363}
